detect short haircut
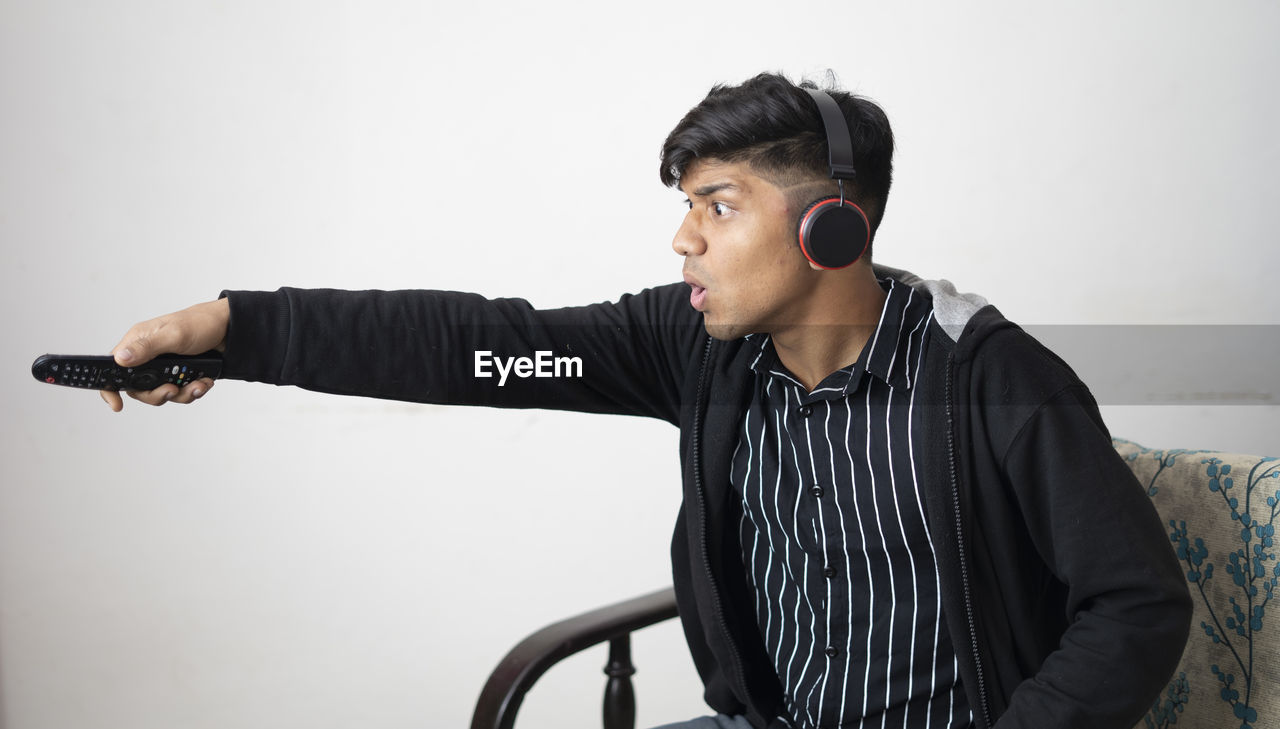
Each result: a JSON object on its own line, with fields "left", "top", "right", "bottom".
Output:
{"left": 659, "top": 72, "right": 895, "bottom": 255}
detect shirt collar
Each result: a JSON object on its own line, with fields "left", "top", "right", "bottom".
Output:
{"left": 744, "top": 278, "right": 931, "bottom": 394}
{"left": 862, "top": 277, "right": 932, "bottom": 391}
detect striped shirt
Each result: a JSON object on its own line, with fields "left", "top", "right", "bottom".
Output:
{"left": 731, "top": 279, "right": 973, "bottom": 729}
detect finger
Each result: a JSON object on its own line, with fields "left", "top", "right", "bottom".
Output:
{"left": 126, "top": 384, "right": 180, "bottom": 407}
{"left": 190, "top": 377, "right": 215, "bottom": 399}
{"left": 169, "top": 378, "right": 214, "bottom": 405}
{"left": 100, "top": 390, "right": 124, "bottom": 412}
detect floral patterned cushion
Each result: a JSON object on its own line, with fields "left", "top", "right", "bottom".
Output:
{"left": 1115, "top": 439, "right": 1279, "bottom": 729}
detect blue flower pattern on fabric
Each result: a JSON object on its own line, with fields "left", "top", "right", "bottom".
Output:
{"left": 1121, "top": 440, "right": 1279, "bottom": 729}
{"left": 1143, "top": 672, "right": 1188, "bottom": 729}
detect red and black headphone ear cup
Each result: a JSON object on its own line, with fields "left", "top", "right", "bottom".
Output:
{"left": 797, "top": 197, "right": 870, "bottom": 270}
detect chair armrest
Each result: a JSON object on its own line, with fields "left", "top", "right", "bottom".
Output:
{"left": 471, "top": 586, "right": 679, "bottom": 729}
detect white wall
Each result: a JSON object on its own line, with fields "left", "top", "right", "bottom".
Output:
{"left": 1, "top": 1, "right": 1276, "bottom": 728}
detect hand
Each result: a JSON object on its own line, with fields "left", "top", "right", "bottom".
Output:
{"left": 100, "top": 298, "right": 231, "bottom": 412}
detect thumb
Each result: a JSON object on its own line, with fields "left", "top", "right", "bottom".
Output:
{"left": 112, "top": 319, "right": 177, "bottom": 367}
{"left": 111, "top": 299, "right": 229, "bottom": 367}
{"left": 112, "top": 330, "right": 157, "bottom": 367}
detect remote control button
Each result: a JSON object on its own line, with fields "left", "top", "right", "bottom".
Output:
{"left": 130, "top": 372, "right": 160, "bottom": 390}
{"left": 46, "top": 376, "right": 55, "bottom": 384}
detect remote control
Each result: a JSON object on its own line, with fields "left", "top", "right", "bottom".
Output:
{"left": 31, "top": 352, "right": 223, "bottom": 391}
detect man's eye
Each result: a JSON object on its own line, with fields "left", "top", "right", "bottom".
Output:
{"left": 684, "top": 199, "right": 693, "bottom": 210}
{"left": 712, "top": 202, "right": 730, "bottom": 216}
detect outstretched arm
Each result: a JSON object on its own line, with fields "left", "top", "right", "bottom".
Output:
{"left": 102, "top": 284, "right": 703, "bottom": 424}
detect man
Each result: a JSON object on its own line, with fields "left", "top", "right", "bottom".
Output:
{"left": 100, "top": 73, "right": 1190, "bottom": 729}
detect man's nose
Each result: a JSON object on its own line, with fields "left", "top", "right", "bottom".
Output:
{"left": 672, "top": 215, "right": 705, "bottom": 257}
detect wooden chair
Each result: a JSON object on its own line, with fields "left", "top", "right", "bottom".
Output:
{"left": 471, "top": 441, "right": 1280, "bottom": 729}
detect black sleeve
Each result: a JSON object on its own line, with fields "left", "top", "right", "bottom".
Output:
{"left": 995, "top": 383, "right": 1192, "bottom": 728}
{"left": 217, "top": 283, "right": 703, "bottom": 426}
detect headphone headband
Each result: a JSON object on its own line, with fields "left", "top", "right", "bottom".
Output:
{"left": 796, "top": 88, "right": 869, "bottom": 270}
{"left": 805, "top": 89, "right": 857, "bottom": 181}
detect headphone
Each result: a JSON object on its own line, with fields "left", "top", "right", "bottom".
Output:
{"left": 797, "top": 89, "right": 871, "bottom": 270}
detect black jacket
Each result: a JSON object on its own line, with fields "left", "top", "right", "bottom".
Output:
{"left": 221, "top": 268, "right": 1191, "bottom": 729}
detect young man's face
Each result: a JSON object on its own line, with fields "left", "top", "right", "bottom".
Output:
{"left": 674, "top": 159, "right": 818, "bottom": 341}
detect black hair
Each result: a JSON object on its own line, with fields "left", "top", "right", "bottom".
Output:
{"left": 659, "top": 72, "right": 894, "bottom": 254}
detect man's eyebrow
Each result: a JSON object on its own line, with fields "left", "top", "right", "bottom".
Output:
{"left": 688, "top": 181, "right": 741, "bottom": 197}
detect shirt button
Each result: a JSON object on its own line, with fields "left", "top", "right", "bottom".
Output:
{"left": 825, "top": 646, "right": 839, "bottom": 658}
{"left": 809, "top": 485, "right": 824, "bottom": 498}
{"left": 824, "top": 566, "right": 837, "bottom": 579}
{"left": 797, "top": 405, "right": 813, "bottom": 418}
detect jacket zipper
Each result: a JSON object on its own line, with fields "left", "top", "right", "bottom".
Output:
{"left": 691, "top": 336, "right": 751, "bottom": 705}
{"left": 945, "top": 354, "right": 994, "bottom": 729}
